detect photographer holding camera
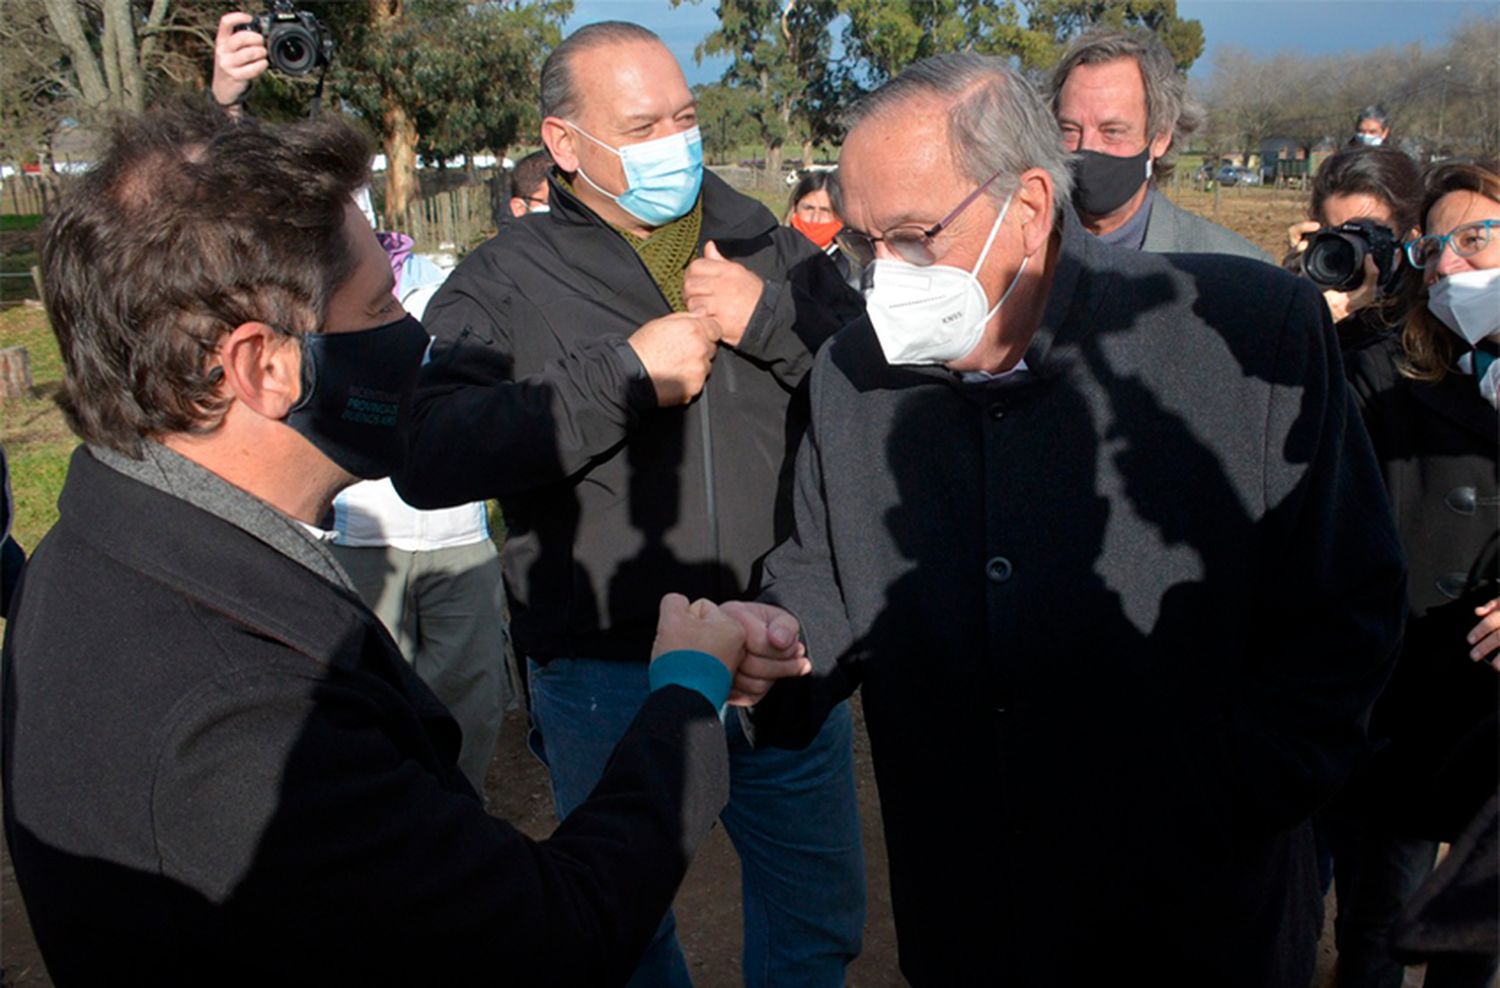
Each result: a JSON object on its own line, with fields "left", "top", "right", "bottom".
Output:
{"left": 213, "top": 11, "right": 267, "bottom": 114}
{"left": 1310, "top": 154, "right": 1500, "bottom": 988}
{"left": 1284, "top": 145, "right": 1422, "bottom": 336}
{"left": 212, "top": 4, "right": 332, "bottom": 116}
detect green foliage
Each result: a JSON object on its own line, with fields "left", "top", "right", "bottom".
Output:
{"left": 835, "top": 0, "right": 1054, "bottom": 86}
{"left": 325, "top": 0, "right": 569, "bottom": 161}
{"left": 695, "top": 83, "right": 762, "bottom": 163}
{"left": 678, "top": 0, "right": 841, "bottom": 169}
{"left": 1024, "top": 0, "right": 1203, "bottom": 71}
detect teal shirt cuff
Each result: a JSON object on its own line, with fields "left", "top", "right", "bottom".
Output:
{"left": 649, "top": 650, "right": 732, "bottom": 710}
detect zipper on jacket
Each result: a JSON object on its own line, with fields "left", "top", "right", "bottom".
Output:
{"left": 698, "top": 393, "right": 721, "bottom": 589}
{"left": 610, "top": 228, "right": 726, "bottom": 584}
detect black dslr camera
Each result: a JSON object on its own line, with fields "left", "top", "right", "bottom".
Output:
{"left": 236, "top": 1, "right": 334, "bottom": 77}
{"left": 1302, "top": 219, "right": 1401, "bottom": 294}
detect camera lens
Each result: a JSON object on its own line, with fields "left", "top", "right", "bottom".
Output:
{"left": 269, "top": 25, "right": 317, "bottom": 75}
{"left": 1304, "top": 232, "right": 1366, "bottom": 292}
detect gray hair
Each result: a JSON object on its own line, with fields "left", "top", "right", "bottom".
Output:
{"left": 539, "top": 21, "right": 662, "bottom": 121}
{"left": 1047, "top": 28, "right": 1203, "bottom": 185}
{"left": 846, "top": 53, "right": 1074, "bottom": 218}
{"left": 1356, "top": 104, "right": 1391, "bottom": 130}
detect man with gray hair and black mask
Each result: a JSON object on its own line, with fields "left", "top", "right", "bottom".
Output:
{"left": 1049, "top": 27, "right": 1270, "bottom": 260}
{"left": 724, "top": 52, "right": 1406, "bottom": 986}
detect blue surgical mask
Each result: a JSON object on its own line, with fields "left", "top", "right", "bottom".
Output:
{"left": 1354, "top": 133, "right": 1384, "bottom": 146}
{"left": 569, "top": 123, "right": 704, "bottom": 226}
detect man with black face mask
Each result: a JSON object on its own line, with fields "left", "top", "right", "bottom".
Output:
{"left": 1049, "top": 28, "right": 1270, "bottom": 262}
{"left": 1, "top": 98, "right": 788, "bottom": 983}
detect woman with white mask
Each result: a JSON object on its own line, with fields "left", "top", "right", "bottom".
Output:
{"left": 1336, "top": 159, "right": 1500, "bottom": 988}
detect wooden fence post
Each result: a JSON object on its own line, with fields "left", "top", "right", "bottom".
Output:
{"left": 0, "top": 346, "right": 34, "bottom": 399}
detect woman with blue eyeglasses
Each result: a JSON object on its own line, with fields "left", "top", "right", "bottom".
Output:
{"left": 1331, "top": 159, "right": 1500, "bottom": 988}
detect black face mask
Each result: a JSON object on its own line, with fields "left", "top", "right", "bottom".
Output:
{"left": 285, "top": 313, "right": 429, "bottom": 480}
{"left": 1070, "top": 147, "right": 1152, "bottom": 218}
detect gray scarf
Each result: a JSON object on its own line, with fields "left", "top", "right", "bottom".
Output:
{"left": 91, "top": 441, "right": 354, "bottom": 592}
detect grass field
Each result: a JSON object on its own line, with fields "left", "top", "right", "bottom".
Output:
{"left": 0, "top": 305, "right": 72, "bottom": 554}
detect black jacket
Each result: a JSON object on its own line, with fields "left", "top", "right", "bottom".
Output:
{"left": 753, "top": 211, "right": 1406, "bottom": 986}
{"left": 399, "top": 171, "right": 862, "bottom": 661}
{"left": 1345, "top": 335, "right": 1499, "bottom": 840}
{"left": 2, "top": 448, "right": 729, "bottom": 986}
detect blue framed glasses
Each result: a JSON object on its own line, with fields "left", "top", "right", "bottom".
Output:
{"left": 1403, "top": 219, "right": 1500, "bottom": 269}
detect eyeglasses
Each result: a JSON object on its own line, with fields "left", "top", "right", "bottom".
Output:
{"left": 1403, "top": 219, "right": 1500, "bottom": 269}
{"left": 835, "top": 170, "right": 1006, "bottom": 267}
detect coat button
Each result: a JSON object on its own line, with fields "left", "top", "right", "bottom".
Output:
{"left": 988, "top": 400, "right": 1007, "bottom": 420}
{"left": 985, "top": 556, "right": 1013, "bottom": 583}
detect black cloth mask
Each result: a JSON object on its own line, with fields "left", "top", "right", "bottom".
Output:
{"left": 1070, "top": 147, "right": 1153, "bottom": 218}
{"left": 285, "top": 313, "right": 429, "bottom": 480}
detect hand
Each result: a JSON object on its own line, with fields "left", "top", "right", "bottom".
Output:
{"left": 719, "top": 600, "right": 811, "bottom": 707}
{"left": 684, "top": 241, "right": 765, "bottom": 347}
{"left": 1286, "top": 219, "right": 1320, "bottom": 252}
{"left": 1321, "top": 255, "right": 1381, "bottom": 324}
{"left": 213, "top": 12, "right": 268, "bottom": 110}
{"left": 627, "top": 312, "right": 722, "bottom": 406}
{"left": 651, "top": 593, "right": 747, "bottom": 676}
{"left": 1468, "top": 598, "right": 1500, "bottom": 671}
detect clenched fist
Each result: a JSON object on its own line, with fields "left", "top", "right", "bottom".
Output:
{"left": 652, "top": 593, "right": 747, "bottom": 675}
{"left": 684, "top": 241, "right": 765, "bottom": 347}
{"left": 628, "top": 312, "right": 723, "bottom": 406}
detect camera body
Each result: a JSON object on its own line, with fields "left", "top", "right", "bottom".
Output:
{"left": 1302, "top": 219, "right": 1401, "bottom": 294}
{"left": 237, "top": 0, "right": 334, "bottom": 77}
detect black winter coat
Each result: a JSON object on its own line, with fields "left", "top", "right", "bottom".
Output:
{"left": 753, "top": 210, "right": 1407, "bottom": 986}
{"left": 1344, "top": 335, "right": 1499, "bottom": 840}
{"left": 399, "top": 172, "right": 862, "bottom": 662}
{"left": 2, "top": 448, "right": 729, "bottom": 986}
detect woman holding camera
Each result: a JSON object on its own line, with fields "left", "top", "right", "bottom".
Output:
{"left": 1284, "top": 145, "right": 1422, "bottom": 338}
{"left": 1327, "top": 159, "right": 1500, "bottom": 988}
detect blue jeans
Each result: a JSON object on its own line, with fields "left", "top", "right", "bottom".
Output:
{"left": 1318, "top": 799, "right": 1439, "bottom": 988}
{"left": 528, "top": 657, "right": 865, "bottom": 988}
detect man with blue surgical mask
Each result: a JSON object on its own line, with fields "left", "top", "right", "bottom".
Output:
{"left": 399, "top": 21, "right": 867, "bottom": 988}
{"left": 1353, "top": 104, "right": 1393, "bottom": 147}
{"left": 725, "top": 52, "right": 1405, "bottom": 987}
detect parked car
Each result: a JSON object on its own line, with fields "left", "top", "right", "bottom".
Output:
{"left": 1215, "top": 165, "right": 1261, "bottom": 187}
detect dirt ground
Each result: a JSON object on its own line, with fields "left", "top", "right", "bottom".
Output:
{"left": 0, "top": 187, "right": 1409, "bottom": 986}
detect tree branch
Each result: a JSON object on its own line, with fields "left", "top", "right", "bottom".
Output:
{"left": 41, "top": 0, "right": 110, "bottom": 108}
{"left": 137, "top": 0, "right": 172, "bottom": 64}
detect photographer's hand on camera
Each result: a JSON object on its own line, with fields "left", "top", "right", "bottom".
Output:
{"left": 1320, "top": 255, "right": 1381, "bottom": 323}
{"left": 1284, "top": 219, "right": 1382, "bottom": 325}
{"left": 213, "top": 12, "right": 268, "bottom": 114}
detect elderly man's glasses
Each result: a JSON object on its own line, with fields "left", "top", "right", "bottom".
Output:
{"left": 835, "top": 170, "right": 1006, "bottom": 268}
{"left": 1403, "top": 219, "right": 1500, "bottom": 269}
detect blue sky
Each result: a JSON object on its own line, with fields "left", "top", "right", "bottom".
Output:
{"left": 564, "top": 0, "right": 1498, "bottom": 86}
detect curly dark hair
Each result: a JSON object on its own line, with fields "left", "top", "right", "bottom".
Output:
{"left": 41, "top": 96, "right": 371, "bottom": 453}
